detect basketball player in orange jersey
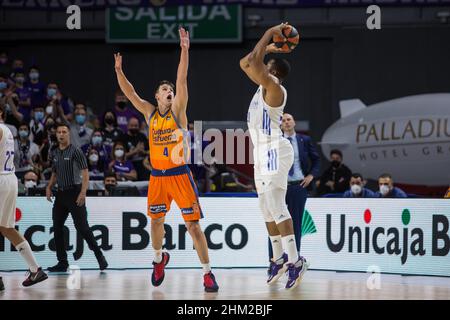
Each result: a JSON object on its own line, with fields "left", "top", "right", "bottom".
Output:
{"left": 113, "top": 28, "right": 219, "bottom": 292}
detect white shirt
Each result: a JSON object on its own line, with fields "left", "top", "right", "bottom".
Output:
{"left": 0, "top": 123, "right": 16, "bottom": 174}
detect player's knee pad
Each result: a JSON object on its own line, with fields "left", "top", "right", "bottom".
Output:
{"left": 259, "top": 196, "right": 275, "bottom": 223}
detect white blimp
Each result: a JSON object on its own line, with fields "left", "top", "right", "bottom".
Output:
{"left": 320, "top": 93, "right": 450, "bottom": 186}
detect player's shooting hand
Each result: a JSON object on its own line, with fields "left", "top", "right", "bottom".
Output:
{"left": 270, "top": 22, "right": 289, "bottom": 37}
{"left": 265, "top": 43, "right": 290, "bottom": 54}
{"left": 179, "top": 27, "right": 190, "bottom": 50}
{"left": 76, "top": 191, "right": 86, "bottom": 207}
{"left": 114, "top": 53, "right": 123, "bottom": 72}
{"left": 46, "top": 187, "right": 53, "bottom": 203}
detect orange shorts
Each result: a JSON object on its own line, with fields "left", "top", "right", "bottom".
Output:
{"left": 147, "top": 165, "right": 203, "bottom": 221}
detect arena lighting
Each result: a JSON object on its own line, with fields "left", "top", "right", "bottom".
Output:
{"left": 436, "top": 11, "right": 450, "bottom": 23}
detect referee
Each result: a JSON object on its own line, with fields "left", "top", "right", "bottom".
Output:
{"left": 46, "top": 123, "right": 108, "bottom": 272}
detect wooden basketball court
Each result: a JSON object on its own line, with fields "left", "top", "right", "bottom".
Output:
{"left": 1, "top": 269, "right": 450, "bottom": 300}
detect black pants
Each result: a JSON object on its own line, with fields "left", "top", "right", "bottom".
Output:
{"left": 52, "top": 186, "right": 102, "bottom": 263}
{"left": 268, "top": 184, "right": 308, "bottom": 260}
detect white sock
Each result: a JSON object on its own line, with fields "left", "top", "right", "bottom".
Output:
{"left": 202, "top": 263, "right": 211, "bottom": 274}
{"left": 269, "top": 235, "right": 284, "bottom": 263}
{"left": 282, "top": 235, "right": 299, "bottom": 264}
{"left": 154, "top": 249, "right": 162, "bottom": 263}
{"left": 16, "top": 241, "right": 39, "bottom": 273}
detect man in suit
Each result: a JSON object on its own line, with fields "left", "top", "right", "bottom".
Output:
{"left": 267, "top": 113, "right": 321, "bottom": 268}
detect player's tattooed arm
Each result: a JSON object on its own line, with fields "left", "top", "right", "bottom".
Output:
{"left": 114, "top": 53, "right": 155, "bottom": 121}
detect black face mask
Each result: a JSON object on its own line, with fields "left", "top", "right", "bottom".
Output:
{"left": 105, "top": 184, "right": 115, "bottom": 192}
{"left": 129, "top": 128, "right": 139, "bottom": 135}
{"left": 117, "top": 101, "right": 127, "bottom": 109}
{"left": 105, "top": 117, "right": 114, "bottom": 125}
{"left": 331, "top": 160, "right": 341, "bottom": 168}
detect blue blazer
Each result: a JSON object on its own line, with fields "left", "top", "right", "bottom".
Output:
{"left": 293, "top": 133, "right": 321, "bottom": 179}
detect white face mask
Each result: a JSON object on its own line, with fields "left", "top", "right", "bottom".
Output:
{"left": 89, "top": 154, "right": 99, "bottom": 163}
{"left": 379, "top": 185, "right": 390, "bottom": 196}
{"left": 45, "top": 105, "right": 53, "bottom": 115}
{"left": 25, "top": 180, "right": 37, "bottom": 189}
{"left": 351, "top": 184, "right": 362, "bottom": 195}
{"left": 115, "top": 149, "right": 124, "bottom": 158}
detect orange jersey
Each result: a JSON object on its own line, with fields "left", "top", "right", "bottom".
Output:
{"left": 148, "top": 109, "right": 189, "bottom": 170}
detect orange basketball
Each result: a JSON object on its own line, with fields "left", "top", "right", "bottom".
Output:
{"left": 272, "top": 25, "right": 300, "bottom": 52}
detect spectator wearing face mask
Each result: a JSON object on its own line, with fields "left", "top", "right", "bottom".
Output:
{"left": 103, "top": 171, "right": 118, "bottom": 196}
{"left": 101, "top": 110, "right": 124, "bottom": 149}
{"left": 87, "top": 149, "right": 105, "bottom": 181}
{"left": 39, "top": 118, "right": 58, "bottom": 176}
{"left": 14, "top": 122, "right": 40, "bottom": 180}
{"left": 316, "top": 149, "right": 352, "bottom": 196}
{"left": 0, "top": 82, "right": 23, "bottom": 129}
{"left": 0, "top": 102, "right": 18, "bottom": 139}
{"left": 70, "top": 104, "right": 93, "bottom": 148}
{"left": 376, "top": 173, "right": 407, "bottom": 198}
{"left": 114, "top": 90, "right": 140, "bottom": 133}
{"left": 343, "top": 173, "right": 376, "bottom": 198}
{"left": 81, "top": 129, "right": 111, "bottom": 170}
{"left": 9, "top": 59, "right": 24, "bottom": 84}
{"left": 29, "top": 105, "right": 47, "bottom": 145}
{"left": 13, "top": 69, "right": 32, "bottom": 122}
{"left": 19, "top": 170, "right": 41, "bottom": 196}
{"left": 46, "top": 83, "right": 74, "bottom": 121}
{"left": 124, "top": 116, "right": 148, "bottom": 180}
{"left": 25, "top": 66, "right": 46, "bottom": 108}
{"left": 108, "top": 141, "right": 137, "bottom": 181}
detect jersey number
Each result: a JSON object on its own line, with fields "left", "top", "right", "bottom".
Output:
{"left": 163, "top": 147, "right": 169, "bottom": 157}
{"left": 4, "top": 150, "right": 14, "bottom": 172}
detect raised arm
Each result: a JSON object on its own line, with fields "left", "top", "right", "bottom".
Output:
{"left": 172, "top": 27, "right": 190, "bottom": 129}
{"left": 239, "top": 23, "right": 290, "bottom": 107}
{"left": 114, "top": 53, "right": 155, "bottom": 121}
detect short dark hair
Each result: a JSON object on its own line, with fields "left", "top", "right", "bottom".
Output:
{"left": 18, "top": 122, "right": 30, "bottom": 131}
{"left": 269, "top": 58, "right": 291, "bottom": 81}
{"left": 351, "top": 173, "right": 363, "bottom": 180}
{"left": 379, "top": 173, "right": 392, "bottom": 180}
{"left": 29, "top": 65, "right": 39, "bottom": 72}
{"left": 330, "top": 149, "right": 343, "bottom": 158}
{"left": 104, "top": 171, "right": 117, "bottom": 181}
{"left": 56, "top": 122, "right": 70, "bottom": 131}
{"left": 154, "top": 80, "right": 175, "bottom": 95}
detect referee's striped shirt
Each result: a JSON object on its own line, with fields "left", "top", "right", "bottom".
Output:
{"left": 49, "top": 144, "right": 88, "bottom": 188}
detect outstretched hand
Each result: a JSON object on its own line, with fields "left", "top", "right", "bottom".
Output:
{"left": 266, "top": 43, "right": 292, "bottom": 54}
{"left": 179, "top": 27, "right": 190, "bottom": 50}
{"left": 114, "top": 52, "right": 123, "bottom": 72}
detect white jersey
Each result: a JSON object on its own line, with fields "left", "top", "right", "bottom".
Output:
{"left": 247, "top": 85, "right": 293, "bottom": 192}
{"left": 0, "top": 123, "right": 16, "bottom": 175}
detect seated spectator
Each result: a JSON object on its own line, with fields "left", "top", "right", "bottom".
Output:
{"left": 343, "top": 173, "right": 376, "bottom": 198}
{"left": 14, "top": 122, "right": 40, "bottom": 180}
{"left": 0, "top": 85, "right": 23, "bottom": 129}
{"left": 124, "top": 116, "right": 149, "bottom": 181}
{"left": 70, "top": 104, "right": 93, "bottom": 148}
{"left": 101, "top": 110, "right": 124, "bottom": 148}
{"left": 39, "top": 117, "right": 58, "bottom": 178}
{"left": 46, "top": 82, "right": 73, "bottom": 120}
{"left": 108, "top": 141, "right": 137, "bottom": 181}
{"left": 13, "top": 68, "right": 32, "bottom": 122}
{"left": 375, "top": 173, "right": 407, "bottom": 198}
{"left": 0, "top": 102, "right": 18, "bottom": 139}
{"left": 104, "top": 171, "right": 118, "bottom": 196}
{"left": 81, "top": 129, "right": 111, "bottom": 169}
{"left": 25, "top": 66, "right": 46, "bottom": 108}
{"left": 9, "top": 59, "right": 24, "bottom": 85}
{"left": 316, "top": 149, "right": 352, "bottom": 195}
{"left": 87, "top": 148, "right": 106, "bottom": 181}
{"left": 29, "top": 105, "right": 46, "bottom": 145}
{"left": 0, "top": 52, "right": 9, "bottom": 76}
{"left": 113, "top": 90, "right": 141, "bottom": 133}
{"left": 18, "top": 170, "right": 41, "bottom": 196}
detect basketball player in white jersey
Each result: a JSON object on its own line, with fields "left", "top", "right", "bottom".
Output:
{"left": 0, "top": 104, "right": 48, "bottom": 291}
{"left": 240, "top": 23, "right": 308, "bottom": 290}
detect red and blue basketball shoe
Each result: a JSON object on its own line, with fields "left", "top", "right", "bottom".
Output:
{"left": 151, "top": 252, "right": 170, "bottom": 287}
{"left": 203, "top": 271, "right": 219, "bottom": 293}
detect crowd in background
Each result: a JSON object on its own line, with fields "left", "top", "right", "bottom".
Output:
{"left": 1, "top": 52, "right": 447, "bottom": 198}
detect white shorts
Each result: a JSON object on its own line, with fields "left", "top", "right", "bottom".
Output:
{"left": 254, "top": 141, "right": 294, "bottom": 194}
{"left": 258, "top": 187, "right": 291, "bottom": 224}
{"left": 0, "top": 174, "right": 18, "bottom": 228}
